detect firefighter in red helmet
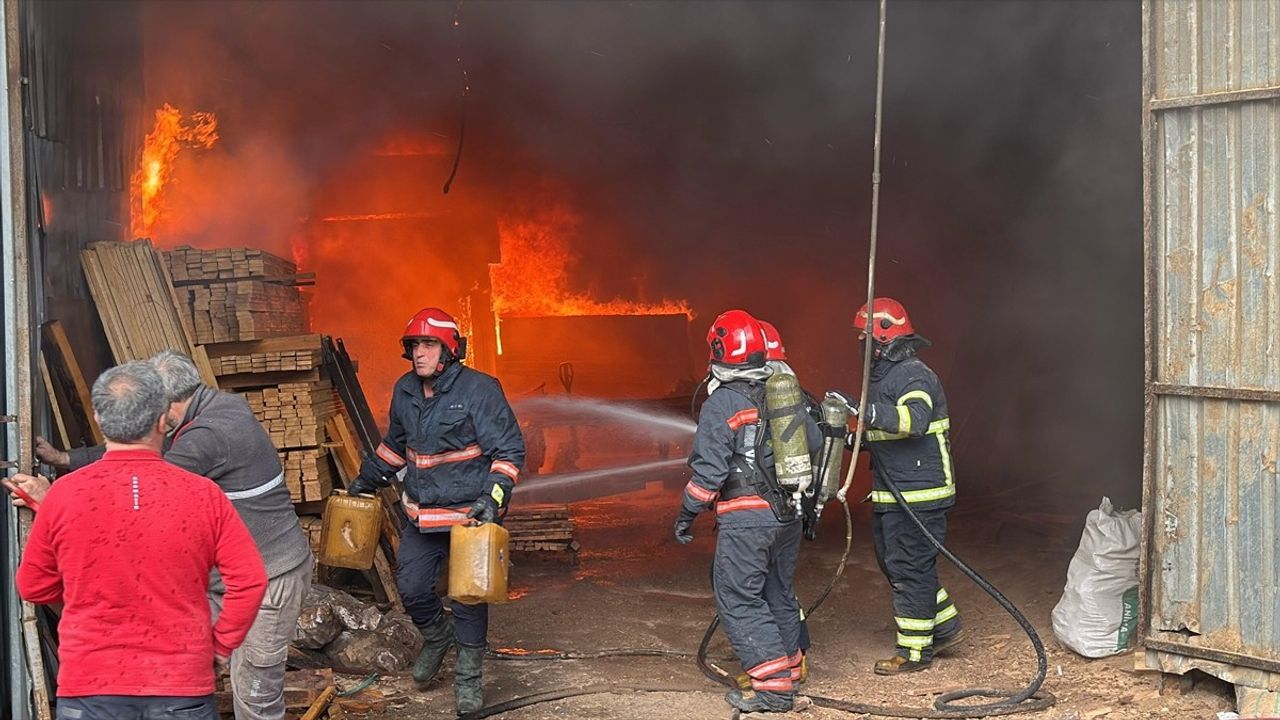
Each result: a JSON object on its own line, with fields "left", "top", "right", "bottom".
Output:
{"left": 830, "top": 297, "right": 962, "bottom": 674}
{"left": 347, "top": 307, "right": 525, "bottom": 714}
{"left": 675, "top": 309, "right": 821, "bottom": 713}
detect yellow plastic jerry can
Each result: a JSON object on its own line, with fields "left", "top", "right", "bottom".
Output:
{"left": 318, "top": 495, "right": 382, "bottom": 570}
{"left": 448, "top": 523, "right": 510, "bottom": 605}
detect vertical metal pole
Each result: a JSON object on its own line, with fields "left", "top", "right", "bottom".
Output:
{"left": 1, "top": 0, "right": 33, "bottom": 715}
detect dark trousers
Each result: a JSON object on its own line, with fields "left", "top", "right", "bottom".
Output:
{"left": 713, "top": 522, "right": 804, "bottom": 694}
{"left": 56, "top": 695, "right": 217, "bottom": 720}
{"left": 872, "top": 508, "right": 960, "bottom": 662}
{"left": 397, "top": 524, "right": 489, "bottom": 647}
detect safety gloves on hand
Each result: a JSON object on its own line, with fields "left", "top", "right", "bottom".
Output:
{"left": 674, "top": 511, "right": 696, "bottom": 544}
{"left": 824, "top": 390, "right": 860, "bottom": 416}
{"left": 466, "top": 495, "right": 499, "bottom": 525}
{"left": 347, "top": 473, "right": 381, "bottom": 497}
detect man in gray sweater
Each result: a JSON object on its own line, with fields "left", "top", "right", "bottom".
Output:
{"left": 10, "top": 351, "right": 313, "bottom": 720}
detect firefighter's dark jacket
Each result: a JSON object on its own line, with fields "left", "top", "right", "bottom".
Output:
{"left": 681, "top": 379, "right": 821, "bottom": 527}
{"left": 360, "top": 361, "right": 525, "bottom": 515}
{"left": 861, "top": 355, "right": 955, "bottom": 512}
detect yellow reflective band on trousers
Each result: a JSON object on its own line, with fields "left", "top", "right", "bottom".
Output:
{"left": 935, "top": 604, "right": 959, "bottom": 625}
{"left": 895, "top": 616, "right": 935, "bottom": 632}
{"left": 866, "top": 417, "right": 950, "bottom": 443}
{"left": 897, "top": 633, "right": 933, "bottom": 649}
{"left": 909, "top": 648, "right": 922, "bottom": 661}
{"left": 937, "top": 587, "right": 949, "bottom": 604}
{"left": 897, "top": 390, "right": 933, "bottom": 409}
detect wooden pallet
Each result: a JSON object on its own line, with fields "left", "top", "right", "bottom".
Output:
{"left": 506, "top": 505, "right": 578, "bottom": 560}
{"left": 79, "top": 239, "right": 217, "bottom": 384}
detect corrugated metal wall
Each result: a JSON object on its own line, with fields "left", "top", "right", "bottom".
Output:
{"left": 1143, "top": 0, "right": 1280, "bottom": 682}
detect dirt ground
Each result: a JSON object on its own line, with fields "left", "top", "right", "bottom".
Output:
{"left": 331, "top": 474, "right": 1234, "bottom": 720}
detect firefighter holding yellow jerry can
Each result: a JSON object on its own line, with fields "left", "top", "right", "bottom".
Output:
{"left": 674, "top": 309, "right": 821, "bottom": 714}
{"left": 829, "top": 297, "right": 962, "bottom": 675}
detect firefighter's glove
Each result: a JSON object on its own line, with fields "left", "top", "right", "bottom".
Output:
{"left": 347, "top": 472, "right": 381, "bottom": 497}
{"left": 825, "top": 390, "right": 859, "bottom": 417}
{"left": 674, "top": 513, "right": 695, "bottom": 545}
{"left": 466, "top": 495, "right": 499, "bottom": 525}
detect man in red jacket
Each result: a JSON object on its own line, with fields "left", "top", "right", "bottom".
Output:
{"left": 15, "top": 360, "right": 267, "bottom": 720}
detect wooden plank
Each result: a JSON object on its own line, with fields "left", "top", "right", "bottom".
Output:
{"left": 217, "top": 369, "right": 322, "bottom": 390}
{"left": 300, "top": 686, "right": 336, "bottom": 720}
{"left": 37, "top": 356, "right": 70, "bottom": 448}
{"left": 370, "top": 545, "right": 404, "bottom": 613}
{"left": 21, "top": 602, "right": 53, "bottom": 720}
{"left": 43, "top": 320, "right": 102, "bottom": 443}
{"left": 203, "top": 334, "right": 322, "bottom": 359}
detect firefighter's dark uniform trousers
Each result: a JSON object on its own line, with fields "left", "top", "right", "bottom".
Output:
{"left": 358, "top": 361, "right": 525, "bottom": 647}
{"left": 861, "top": 354, "right": 960, "bottom": 663}
{"left": 679, "top": 380, "right": 820, "bottom": 694}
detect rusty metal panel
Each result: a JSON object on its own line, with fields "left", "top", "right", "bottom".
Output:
{"left": 1145, "top": 0, "right": 1280, "bottom": 682}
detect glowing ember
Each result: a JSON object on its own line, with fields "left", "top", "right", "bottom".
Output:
{"left": 490, "top": 203, "right": 692, "bottom": 319}
{"left": 130, "top": 103, "right": 218, "bottom": 239}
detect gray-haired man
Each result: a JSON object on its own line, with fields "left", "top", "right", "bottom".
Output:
{"left": 11, "top": 351, "right": 312, "bottom": 720}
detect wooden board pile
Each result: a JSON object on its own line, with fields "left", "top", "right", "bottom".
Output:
{"left": 242, "top": 381, "right": 336, "bottom": 451}
{"left": 505, "top": 505, "right": 579, "bottom": 562}
{"left": 280, "top": 449, "right": 335, "bottom": 504}
{"left": 164, "top": 246, "right": 308, "bottom": 344}
{"left": 167, "top": 245, "right": 298, "bottom": 282}
{"left": 79, "top": 239, "right": 217, "bottom": 384}
{"left": 203, "top": 334, "right": 323, "bottom": 389}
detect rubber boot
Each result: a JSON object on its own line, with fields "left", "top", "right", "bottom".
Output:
{"left": 724, "top": 689, "right": 794, "bottom": 713}
{"left": 454, "top": 643, "right": 486, "bottom": 716}
{"left": 413, "top": 610, "right": 455, "bottom": 685}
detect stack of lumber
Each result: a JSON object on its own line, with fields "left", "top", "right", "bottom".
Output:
{"left": 203, "top": 334, "right": 323, "bottom": 389}
{"left": 242, "top": 381, "right": 335, "bottom": 450}
{"left": 163, "top": 246, "right": 308, "bottom": 344}
{"left": 281, "top": 448, "right": 335, "bottom": 503}
{"left": 79, "top": 239, "right": 217, "bottom": 384}
{"left": 182, "top": 281, "right": 307, "bottom": 344}
{"left": 505, "top": 505, "right": 579, "bottom": 562}
{"left": 167, "top": 245, "right": 298, "bottom": 282}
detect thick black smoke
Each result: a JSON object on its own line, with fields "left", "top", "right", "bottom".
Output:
{"left": 138, "top": 0, "right": 1142, "bottom": 513}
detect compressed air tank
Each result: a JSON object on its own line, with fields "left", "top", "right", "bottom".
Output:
{"left": 765, "top": 373, "right": 813, "bottom": 493}
{"left": 816, "top": 396, "right": 850, "bottom": 504}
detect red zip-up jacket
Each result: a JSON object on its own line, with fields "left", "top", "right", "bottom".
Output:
{"left": 16, "top": 449, "right": 267, "bottom": 697}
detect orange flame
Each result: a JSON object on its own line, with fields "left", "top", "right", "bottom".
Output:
{"left": 490, "top": 203, "right": 692, "bottom": 319}
{"left": 130, "top": 103, "right": 219, "bottom": 238}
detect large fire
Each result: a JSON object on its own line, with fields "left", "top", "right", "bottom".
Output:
{"left": 129, "top": 103, "right": 219, "bottom": 238}
{"left": 489, "top": 203, "right": 692, "bottom": 319}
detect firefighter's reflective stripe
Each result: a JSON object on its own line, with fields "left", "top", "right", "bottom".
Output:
{"left": 909, "top": 648, "right": 923, "bottom": 662}
{"left": 753, "top": 677, "right": 794, "bottom": 692}
{"left": 896, "top": 633, "right": 933, "bottom": 649}
{"left": 870, "top": 483, "right": 955, "bottom": 505}
{"left": 223, "top": 472, "right": 285, "bottom": 501}
{"left": 895, "top": 616, "right": 935, "bottom": 632}
{"left": 935, "top": 603, "right": 959, "bottom": 625}
{"left": 726, "top": 408, "right": 760, "bottom": 430}
{"left": 407, "top": 444, "right": 483, "bottom": 468}
{"left": 401, "top": 493, "right": 470, "bottom": 529}
{"left": 376, "top": 442, "right": 406, "bottom": 467}
{"left": 716, "top": 495, "right": 772, "bottom": 515}
{"left": 937, "top": 588, "right": 949, "bottom": 604}
{"left": 684, "top": 481, "right": 718, "bottom": 503}
{"left": 865, "top": 417, "right": 949, "bottom": 443}
{"left": 491, "top": 460, "right": 520, "bottom": 482}
{"left": 897, "top": 390, "right": 933, "bottom": 408}
{"left": 937, "top": 431, "right": 954, "bottom": 486}
{"left": 897, "top": 405, "right": 912, "bottom": 434}
{"left": 747, "top": 654, "right": 792, "bottom": 679}
{"left": 490, "top": 485, "right": 505, "bottom": 506}
{"left": 787, "top": 650, "right": 804, "bottom": 680}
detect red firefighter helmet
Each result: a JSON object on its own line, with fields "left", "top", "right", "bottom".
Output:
{"left": 401, "top": 307, "right": 466, "bottom": 360}
{"left": 854, "top": 297, "right": 915, "bottom": 344}
{"left": 759, "top": 320, "right": 787, "bottom": 362}
{"left": 707, "top": 309, "right": 768, "bottom": 367}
